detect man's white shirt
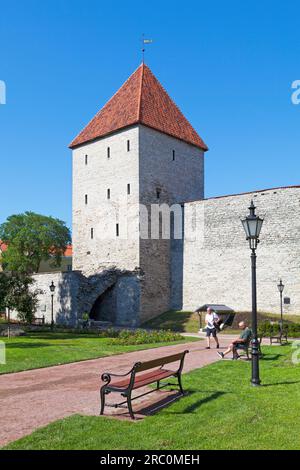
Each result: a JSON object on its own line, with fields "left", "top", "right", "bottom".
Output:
{"left": 205, "top": 312, "right": 219, "bottom": 329}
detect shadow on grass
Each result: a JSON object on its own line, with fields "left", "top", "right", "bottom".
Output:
{"left": 262, "top": 380, "right": 300, "bottom": 387}
{"left": 142, "top": 390, "right": 227, "bottom": 416}
{"left": 26, "top": 334, "right": 100, "bottom": 341}
{"left": 230, "top": 353, "right": 284, "bottom": 362}
{"left": 136, "top": 390, "right": 188, "bottom": 417}
{"left": 182, "top": 391, "right": 226, "bottom": 413}
{"left": 261, "top": 354, "right": 285, "bottom": 361}
{"left": 5, "top": 342, "right": 53, "bottom": 349}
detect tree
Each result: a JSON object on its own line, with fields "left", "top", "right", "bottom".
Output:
{"left": 0, "top": 272, "right": 9, "bottom": 312}
{"left": 0, "top": 272, "right": 41, "bottom": 323}
{"left": 0, "top": 212, "right": 71, "bottom": 274}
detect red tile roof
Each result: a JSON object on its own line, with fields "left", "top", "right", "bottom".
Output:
{"left": 69, "top": 63, "right": 208, "bottom": 151}
{"left": 64, "top": 245, "right": 73, "bottom": 257}
{"left": 0, "top": 241, "right": 72, "bottom": 257}
{"left": 0, "top": 241, "right": 8, "bottom": 253}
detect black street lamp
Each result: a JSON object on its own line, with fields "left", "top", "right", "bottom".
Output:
{"left": 49, "top": 281, "right": 56, "bottom": 330}
{"left": 241, "top": 201, "right": 264, "bottom": 386}
{"left": 277, "top": 279, "right": 284, "bottom": 334}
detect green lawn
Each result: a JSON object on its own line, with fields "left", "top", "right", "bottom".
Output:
{"left": 3, "top": 344, "right": 300, "bottom": 450}
{"left": 0, "top": 332, "right": 198, "bottom": 375}
{"left": 143, "top": 309, "right": 300, "bottom": 334}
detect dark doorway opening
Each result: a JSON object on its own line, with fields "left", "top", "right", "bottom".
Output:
{"left": 89, "top": 284, "right": 116, "bottom": 323}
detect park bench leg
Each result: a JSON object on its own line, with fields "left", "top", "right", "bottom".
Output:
{"left": 100, "top": 386, "right": 106, "bottom": 415}
{"left": 156, "top": 380, "right": 160, "bottom": 390}
{"left": 126, "top": 393, "right": 135, "bottom": 420}
{"left": 177, "top": 373, "right": 184, "bottom": 394}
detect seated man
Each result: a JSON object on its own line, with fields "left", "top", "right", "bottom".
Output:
{"left": 217, "top": 321, "right": 252, "bottom": 359}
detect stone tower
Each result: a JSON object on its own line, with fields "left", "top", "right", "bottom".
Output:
{"left": 69, "top": 63, "right": 207, "bottom": 325}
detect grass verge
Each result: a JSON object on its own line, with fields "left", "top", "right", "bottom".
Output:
{"left": 0, "top": 331, "right": 199, "bottom": 375}
{"left": 3, "top": 344, "right": 300, "bottom": 450}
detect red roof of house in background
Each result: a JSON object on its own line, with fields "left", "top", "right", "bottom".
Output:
{"left": 0, "top": 242, "right": 72, "bottom": 257}
{"left": 0, "top": 241, "right": 8, "bottom": 252}
{"left": 69, "top": 63, "right": 208, "bottom": 151}
{"left": 64, "top": 245, "right": 72, "bottom": 257}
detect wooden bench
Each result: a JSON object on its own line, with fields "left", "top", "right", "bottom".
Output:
{"left": 270, "top": 329, "right": 288, "bottom": 345}
{"left": 100, "top": 350, "right": 189, "bottom": 419}
{"left": 235, "top": 335, "right": 263, "bottom": 359}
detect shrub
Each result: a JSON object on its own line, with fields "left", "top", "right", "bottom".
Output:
{"left": 258, "top": 320, "right": 300, "bottom": 338}
{"left": 108, "top": 329, "right": 182, "bottom": 345}
{"left": 22, "top": 326, "right": 183, "bottom": 343}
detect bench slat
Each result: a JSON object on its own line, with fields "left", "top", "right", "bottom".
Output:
{"left": 134, "top": 352, "right": 186, "bottom": 373}
{"left": 109, "top": 368, "right": 174, "bottom": 390}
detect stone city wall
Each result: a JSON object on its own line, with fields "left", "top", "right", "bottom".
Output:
{"left": 180, "top": 186, "right": 300, "bottom": 315}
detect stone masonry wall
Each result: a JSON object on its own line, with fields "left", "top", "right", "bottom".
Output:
{"left": 8, "top": 272, "right": 80, "bottom": 325}
{"left": 139, "top": 125, "right": 205, "bottom": 322}
{"left": 72, "top": 126, "right": 140, "bottom": 276}
{"left": 72, "top": 124, "right": 205, "bottom": 324}
{"left": 10, "top": 268, "right": 141, "bottom": 327}
{"left": 181, "top": 187, "right": 300, "bottom": 314}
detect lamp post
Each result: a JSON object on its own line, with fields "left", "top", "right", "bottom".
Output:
{"left": 49, "top": 281, "right": 56, "bottom": 330}
{"left": 277, "top": 279, "right": 284, "bottom": 334}
{"left": 241, "top": 201, "right": 264, "bottom": 386}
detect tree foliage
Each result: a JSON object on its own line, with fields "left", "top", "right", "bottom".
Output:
{"left": 0, "top": 212, "right": 71, "bottom": 274}
{"left": 0, "top": 273, "right": 41, "bottom": 323}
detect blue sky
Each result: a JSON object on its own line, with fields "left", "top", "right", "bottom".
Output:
{"left": 0, "top": 0, "right": 299, "bottom": 229}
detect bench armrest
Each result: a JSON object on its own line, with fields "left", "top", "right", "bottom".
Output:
{"left": 101, "top": 369, "right": 133, "bottom": 385}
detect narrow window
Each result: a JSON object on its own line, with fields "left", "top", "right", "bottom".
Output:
{"left": 127, "top": 140, "right": 130, "bottom": 152}
{"left": 107, "top": 188, "right": 110, "bottom": 200}
{"left": 156, "top": 188, "right": 161, "bottom": 199}
{"left": 85, "top": 194, "right": 88, "bottom": 205}
{"left": 172, "top": 150, "right": 175, "bottom": 161}
{"left": 107, "top": 147, "right": 110, "bottom": 159}
{"left": 85, "top": 154, "right": 88, "bottom": 165}
{"left": 91, "top": 228, "right": 94, "bottom": 239}
{"left": 127, "top": 183, "right": 130, "bottom": 195}
{"left": 116, "top": 224, "right": 119, "bottom": 237}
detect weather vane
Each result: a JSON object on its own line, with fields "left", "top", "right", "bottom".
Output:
{"left": 141, "top": 34, "right": 153, "bottom": 63}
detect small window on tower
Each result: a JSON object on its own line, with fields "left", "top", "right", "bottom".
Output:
{"left": 91, "top": 228, "right": 94, "bottom": 239}
{"left": 127, "top": 140, "right": 130, "bottom": 152}
{"left": 85, "top": 194, "right": 88, "bottom": 205}
{"left": 172, "top": 150, "right": 175, "bottom": 161}
{"left": 116, "top": 224, "right": 119, "bottom": 237}
{"left": 85, "top": 154, "right": 88, "bottom": 165}
{"left": 107, "top": 147, "right": 110, "bottom": 159}
{"left": 127, "top": 184, "right": 131, "bottom": 195}
{"left": 107, "top": 188, "right": 110, "bottom": 200}
{"left": 156, "top": 188, "right": 161, "bottom": 199}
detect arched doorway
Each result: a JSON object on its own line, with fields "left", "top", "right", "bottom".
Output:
{"left": 89, "top": 283, "right": 117, "bottom": 323}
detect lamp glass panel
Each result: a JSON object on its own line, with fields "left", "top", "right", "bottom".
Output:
{"left": 256, "top": 218, "right": 264, "bottom": 238}
{"left": 247, "top": 218, "right": 258, "bottom": 238}
{"left": 242, "top": 219, "right": 250, "bottom": 238}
